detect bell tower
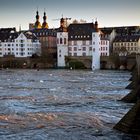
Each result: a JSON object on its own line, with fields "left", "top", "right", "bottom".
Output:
{"left": 34, "top": 10, "right": 42, "bottom": 29}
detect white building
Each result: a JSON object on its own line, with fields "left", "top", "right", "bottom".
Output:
{"left": 57, "top": 21, "right": 110, "bottom": 70}
{"left": 0, "top": 31, "right": 41, "bottom": 57}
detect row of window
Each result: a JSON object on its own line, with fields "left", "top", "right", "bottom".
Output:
{"left": 101, "top": 40, "right": 108, "bottom": 45}
{"left": 57, "top": 38, "right": 67, "bottom": 45}
{"left": 68, "top": 46, "right": 108, "bottom": 52}
{"left": 70, "top": 35, "right": 90, "bottom": 39}
{"left": 114, "top": 42, "right": 137, "bottom": 47}
{"left": 114, "top": 47, "right": 138, "bottom": 51}
{"left": 0, "top": 52, "right": 34, "bottom": 56}
{"left": 1, "top": 48, "right": 36, "bottom": 51}
{"left": 101, "top": 52, "right": 108, "bottom": 56}
{"left": 68, "top": 47, "right": 92, "bottom": 51}
{"left": 0, "top": 44, "right": 34, "bottom": 47}
{"left": 100, "top": 47, "right": 108, "bottom": 51}
{"left": 35, "top": 32, "right": 56, "bottom": 36}
{"left": 0, "top": 39, "right": 35, "bottom": 43}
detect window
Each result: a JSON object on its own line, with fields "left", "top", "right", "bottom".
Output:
{"left": 68, "top": 41, "right": 72, "bottom": 46}
{"left": 89, "top": 47, "right": 92, "bottom": 51}
{"left": 89, "top": 40, "right": 92, "bottom": 45}
{"left": 20, "top": 40, "right": 24, "bottom": 43}
{"left": 74, "top": 41, "right": 77, "bottom": 45}
{"left": 74, "top": 53, "right": 77, "bottom": 56}
{"left": 68, "top": 47, "right": 72, "bottom": 51}
{"left": 82, "top": 41, "right": 86, "bottom": 45}
{"left": 60, "top": 38, "right": 63, "bottom": 44}
{"left": 82, "top": 52, "right": 86, "bottom": 56}
{"left": 74, "top": 47, "right": 77, "bottom": 51}
{"left": 83, "top": 47, "right": 86, "bottom": 51}
{"left": 64, "top": 38, "right": 67, "bottom": 44}
{"left": 57, "top": 39, "right": 59, "bottom": 44}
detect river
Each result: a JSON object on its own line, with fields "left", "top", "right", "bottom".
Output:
{"left": 0, "top": 69, "right": 134, "bottom": 140}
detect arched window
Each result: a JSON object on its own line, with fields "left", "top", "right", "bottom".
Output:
{"left": 60, "top": 38, "right": 63, "bottom": 44}
{"left": 64, "top": 38, "right": 67, "bottom": 44}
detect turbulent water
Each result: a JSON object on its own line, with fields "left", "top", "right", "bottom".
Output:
{"left": 0, "top": 69, "right": 134, "bottom": 140}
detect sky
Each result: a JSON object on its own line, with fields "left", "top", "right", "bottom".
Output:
{"left": 0, "top": 0, "right": 140, "bottom": 30}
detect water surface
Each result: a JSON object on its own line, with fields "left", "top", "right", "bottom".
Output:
{"left": 0, "top": 69, "right": 134, "bottom": 139}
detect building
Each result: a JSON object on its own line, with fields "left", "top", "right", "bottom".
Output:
{"left": 57, "top": 18, "right": 68, "bottom": 67}
{"left": 100, "top": 26, "right": 140, "bottom": 54}
{"left": 29, "top": 11, "right": 57, "bottom": 65}
{"left": 57, "top": 20, "right": 110, "bottom": 70}
{"left": 0, "top": 30, "right": 41, "bottom": 57}
{"left": 113, "top": 35, "right": 140, "bottom": 56}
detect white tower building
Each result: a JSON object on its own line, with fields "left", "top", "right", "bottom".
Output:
{"left": 57, "top": 18, "right": 68, "bottom": 67}
{"left": 92, "top": 21, "right": 100, "bottom": 70}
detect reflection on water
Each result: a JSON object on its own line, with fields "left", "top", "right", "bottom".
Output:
{"left": 0, "top": 69, "right": 134, "bottom": 139}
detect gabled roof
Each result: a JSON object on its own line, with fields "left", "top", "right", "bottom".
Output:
{"left": 113, "top": 35, "right": 140, "bottom": 42}
{"left": 68, "top": 23, "right": 96, "bottom": 40}
{"left": 23, "top": 31, "right": 38, "bottom": 41}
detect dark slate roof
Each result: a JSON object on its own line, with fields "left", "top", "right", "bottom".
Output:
{"left": 100, "top": 27, "right": 113, "bottom": 35}
{"left": 0, "top": 32, "right": 18, "bottom": 42}
{"left": 68, "top": 23, "right": 96, "bottom": 40}
{"left": 100, "top": 26, "right": 140, "bottom": 36}
{"left": 115, "top": 26, "right": 139, "bottom": 35}
{"left": 0, "top": 31, "right": 39, "bottom": 42}
{"left": 0, "top": 28, "right": 16, "bottom": 34}
{"left": 113, "top": 35, "right": 140, "bottom": 42}
{"left": 31, "top": 28, "right": 57, "bottom": 37}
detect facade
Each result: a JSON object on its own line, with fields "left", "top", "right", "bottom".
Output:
{"left": 30, "top": 11, "right": 57, "bottom": 65}
{"left": 100, "top": 39, "right": 110, "bottom": 56}
{"left": 100, "top": 26, "right": 140, "bottom": 54}
{"left": 0, "top": 30, "right": 41, "bottom": 57}
{"left": 113, "top": 35, "right": 140, "bottom": 56}
{"left": 57, "top": 21, "right": 110, "bottom": 70}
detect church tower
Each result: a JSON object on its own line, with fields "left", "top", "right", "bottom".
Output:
{"left": 42, "top": 11, "right": 49, "bottom": 29}
{"left": 34, "top": 11, "right": 42, "bottom": 29}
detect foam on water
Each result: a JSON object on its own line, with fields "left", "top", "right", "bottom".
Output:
{"left": 0, "top": 69, "right": 134, "bottom": 140}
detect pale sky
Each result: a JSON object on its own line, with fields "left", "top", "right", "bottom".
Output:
{"left": 0, "top": 0, "right": 140, "bottom": 30}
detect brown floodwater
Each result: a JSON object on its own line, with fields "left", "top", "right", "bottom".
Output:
{"left": 0, "top": 69, "right": 135, "bottom": 139}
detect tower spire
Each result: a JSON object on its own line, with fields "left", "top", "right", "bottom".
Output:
{"left": 34, "top": 9, "right": 42, "bottom": 29}
{"left": 42, "top": 9, "right": 49, "bottom": 29}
